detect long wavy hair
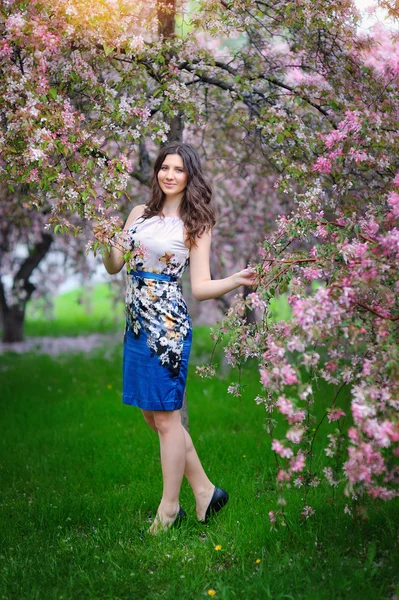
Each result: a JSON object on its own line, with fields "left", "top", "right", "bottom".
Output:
{"left": 140, "top": 142, "right": 216, "bottom": 247}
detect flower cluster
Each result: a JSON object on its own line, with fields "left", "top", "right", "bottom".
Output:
{"left": 213, "top": 187, "right": 399, "bottom": 515}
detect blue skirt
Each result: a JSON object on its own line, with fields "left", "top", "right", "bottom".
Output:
{"left": 122, "top": 270, "right": 192, "bottom": 412}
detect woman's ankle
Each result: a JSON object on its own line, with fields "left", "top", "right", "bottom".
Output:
{"left": 194, "top": 484, "right": 215, "bottom": 501}
{"left": 158, "top": 499, "right": 180, "bottom": 518}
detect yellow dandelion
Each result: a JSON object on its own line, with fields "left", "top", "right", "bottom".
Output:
{"left": 207, "top": 591, "right": 216, "bottom": 597}
{"left": 107, "top": 384, "right": 112, "bottom": 389}
{"left": 256, "top": 558, "right": 261, "bottom": 564}
{"left": 214, "top": 544, "right": 222, "bottom": 551}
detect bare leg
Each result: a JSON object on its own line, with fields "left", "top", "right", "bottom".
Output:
{"left": 148, "top": 409, "right": 186, "bottom": 534}
{"left": 141, "top": 409, "right": 215, "bottom": 521}
{"left": 181, "top": 426, "right": 215, "bottom": 520}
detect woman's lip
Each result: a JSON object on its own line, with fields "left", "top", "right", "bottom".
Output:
{"left": 163, "top": 182, "right": 175, "bottom": 186}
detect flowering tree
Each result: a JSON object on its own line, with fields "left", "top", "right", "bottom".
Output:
{"left": 0, "top": 0, "right": 284, "bottom": 340}
{"left": 1, "top": 0, "right": 398, "bottom": 514}
{"left": 194, "top": 2, "right": 399, "bottom": 515}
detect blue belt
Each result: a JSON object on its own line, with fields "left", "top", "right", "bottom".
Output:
{"left": 129, "top": 269, "right": 178, "bottom": 282}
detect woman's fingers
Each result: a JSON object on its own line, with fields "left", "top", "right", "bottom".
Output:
{"left": 92, "top": 226, "right": 109, "bottom": 243}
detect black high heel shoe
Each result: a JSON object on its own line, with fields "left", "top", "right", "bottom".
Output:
{"left": 202, "top": 487, "right": 229, "bottom": 523}
{"left": 172, "top": 506, "right": 187, "bottom": 528}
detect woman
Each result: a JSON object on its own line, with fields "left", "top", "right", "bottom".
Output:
{"left": 94, "top": 142, "right": 256, "bottom": 534}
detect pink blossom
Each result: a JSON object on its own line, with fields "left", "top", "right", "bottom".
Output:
{"left": 362, "top": 217, "right": 379, "bottom": 237}
{"left": 315, "top": 224, "right": 328, "bottom": 239}
{"left": 260, "top": 368, "right": 270, "bottom": 386}
{"left": 367, "top": 487, "right": 397, "bottom": 501}
{"left": 348, "top": 148, "right": 368, "bottom": 163}
{"left": 387, "top": 191, "right": 399, "bottom": 218}
{"left": 287, "top": 336, "right": 305, "bottom": 352}
{"left": 313, "top": 157, "right": 332, "bottom": 174}
{"left": 247, "top": 292, "right": 266, "bottom": 310}
{"left": 328, "top": 148, "right": 343, "bottom": 160}
{"left": 277, "top": 469, "right": 291, "bottom": 482}
{"left": 276, "top": 395, "right": 294, "bottom": 417}
{"left": 327, "top": 409, "right": 346, "bottom": 423}
{"left": 348, "top": 428, "right": 360, "bottom": 443}
{"left": 337, "top": 110, "right": 362, "bottom": 134}
{"left": 322, "top": 129, "right": 347, "bottom": 149}
{"left": 344, "top": 443, "right": 385, "bottom": 485}
{"left": 378, "top": 229, "right": 399, "bottom": 259}
{"left": 0, "top": 39, "right": 13, "bottom": 58}
{"left": 302, "top": 267, "right": 323, "bottom": 282}
{"left": 286, "top": 426, "right": 304, "bottom": 444}
{"left": 268, "top": 511, "right": 276, "bottom": 524}
{"left": 301, "top": 505, "right": 315, "bottom": 519}
{"left": 362, "top": 419, "right": 396, "bottom": 448}
{"left": 291, "top": 409, "right": 306, "bottom": 423}
{"left": 290, "top": 451, "right": 306, "bottom": 472}
{"left": 272, "top": 439, "right": 294, "bottom": 459}
{"left": 280, "top": 364, "right": 298, "bottom": 385}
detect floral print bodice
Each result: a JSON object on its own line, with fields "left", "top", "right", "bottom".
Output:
{"left": 125, "top": 214, "right": 190, "bottom": 278}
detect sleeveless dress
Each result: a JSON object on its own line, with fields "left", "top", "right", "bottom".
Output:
{"left": 122, "top": 214, "right": 192, "bottom": 411}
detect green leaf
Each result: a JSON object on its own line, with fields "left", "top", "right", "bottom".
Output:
{"left": 49, "top": 88, "right": 57, "bottom": 100}
{"left": 103, "top": 43, "right": 114, "bottom": 57}
{"left": 54, "top": 225, "right": 60, "bottom": 233}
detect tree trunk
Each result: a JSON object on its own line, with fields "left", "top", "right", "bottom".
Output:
{"left": 0, "top": 232, "right": 53, "bottom": 343}
{"left": 157, "top": 0, "right": 184, "bottom": 145}
{"left": 243, "top": 285, "right": 257, "bottom": 324}
{"left": 157, "top": 0, "right": 176, "bottom": 38}
{"left": 2, "top": 306, "right": 25, "bottom": 343}
{"left": 156, "top": 0, "right": 188, "bottom": 429}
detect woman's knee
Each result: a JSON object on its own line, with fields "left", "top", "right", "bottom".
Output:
{"left": 153, "top": 410, "right": 181, "bottom": 434}
{"left": 142, "top": 409, "right": 157, "bottom": 432}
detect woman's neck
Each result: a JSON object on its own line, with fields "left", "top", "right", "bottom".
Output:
{"left": 161, "top": 197, "right": 182, "bottom": 217}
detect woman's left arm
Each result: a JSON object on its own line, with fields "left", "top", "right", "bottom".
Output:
{"left": 189, "top": 229, "right": 257, "bottom": 302}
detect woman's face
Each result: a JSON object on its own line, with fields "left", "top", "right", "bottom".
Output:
{"left": 157, "top": 153, "right": 188, "bottom": 198}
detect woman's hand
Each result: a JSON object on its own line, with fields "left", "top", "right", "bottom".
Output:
{"left": 93, "top": 224, "right": 113, "bottom": 245}
{"left": 233, "top": 267, "right": 258, "bottom": 289}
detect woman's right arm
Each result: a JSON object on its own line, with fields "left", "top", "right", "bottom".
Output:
{"left": 94, "top": 204, "right": 146, "bottom": 275}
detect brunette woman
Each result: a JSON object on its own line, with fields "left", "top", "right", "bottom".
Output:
{"left": 94, "top": 142, "right": 256, "bottom": 534}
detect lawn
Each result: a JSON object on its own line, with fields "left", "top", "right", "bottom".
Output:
{"left": 0, "top": 285, "right": 398, "bottom": 600}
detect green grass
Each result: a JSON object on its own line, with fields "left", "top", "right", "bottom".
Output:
{"left": 24, "top": 283, "right": 125, "bottom": 337}
{"left": 1, "top": 286, "right": 398, "bottom": 599}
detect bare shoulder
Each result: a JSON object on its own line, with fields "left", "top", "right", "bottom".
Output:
{"left": 187, "top": 227, "right": 212, "bottom": 253}
{"left": 123, "top": 204, "right": 146, "bottom": 231}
